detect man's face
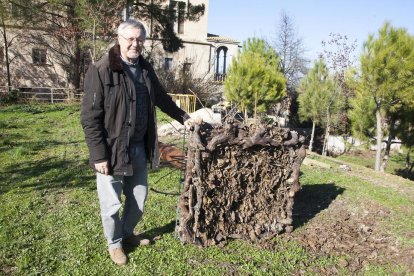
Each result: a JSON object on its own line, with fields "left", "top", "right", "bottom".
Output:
{"left": 118, "top": 27, "right": 145, "bottom": 62}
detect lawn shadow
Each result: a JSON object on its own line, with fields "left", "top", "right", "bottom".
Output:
{"left": 141, "top": 220, "right": 177, "bottom": 241}
{"left": 0, "top": 155, "right": 95, "bottom": 194}
{"left": 124, "top": 220, "right": 176, "bottom": 253}
{"left": 395, "top": 168, "right": 414, "bottom": 181}
{"left": 292, "top": 183, "right": 345, "bottom": 229}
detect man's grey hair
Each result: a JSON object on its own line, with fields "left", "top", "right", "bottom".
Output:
{"left": 117, "top": 19, "right": 147, "bottom": 39}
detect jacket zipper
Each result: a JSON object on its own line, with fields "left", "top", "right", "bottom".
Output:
{"left": 92, "top": 92, "right": 96, "bottom": 109}
{"left": 122, "top": 73, "right": 133, "bottom": 175}
{"left": 124, "top": 74, "right": 133, "bottom": 145}
{"left": 143, "top": 69, "right": 155, "bottom": 162}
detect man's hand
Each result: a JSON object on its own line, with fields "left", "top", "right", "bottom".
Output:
{"left": 184, "top": 117, "right": 202, "bottom": 131}
{"left": 95, "top": 161, "right": 109, "bottom": 175}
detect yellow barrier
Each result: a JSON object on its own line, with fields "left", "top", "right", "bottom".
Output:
{"left": 167, "top": 93, "right": 197, "bottom": 114}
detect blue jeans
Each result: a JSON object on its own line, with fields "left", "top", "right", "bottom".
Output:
{"left": 96, "top": 143, "right": 148, "bottom": 249}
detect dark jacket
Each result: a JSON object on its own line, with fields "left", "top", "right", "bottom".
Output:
{"left": 81, "top": 44, "right": 189, "bottom": 176}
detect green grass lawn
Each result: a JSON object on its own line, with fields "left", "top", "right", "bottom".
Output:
{"left": 1, "top": 103, "right": 413, "bottom": 275}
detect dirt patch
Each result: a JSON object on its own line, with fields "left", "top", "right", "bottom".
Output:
{"left": 1, "top": 264, "right": 17, "bottom": 275}
{"left": 288, "top": 198, "right": 414, "bottom": 273}
{"left": 284, "top": 155, "right": 414, "bottom": 273}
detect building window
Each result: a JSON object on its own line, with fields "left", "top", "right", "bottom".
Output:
{"left": 215, "top": 46, "right": 229, "bottom": 81}
{"left": 32, "top": 48, "right": 47, "bottom": 65}
{"left": 170, "top": 1, "right": 185, "bottom": 34}
{"left": 164, "top": 57, "right": 173, "bottom": 70}
{"left": 183, "top": 62, "right": 191, "bottom": 75}
{"left": 177, "top": 4, "right": 185, "bottom": 34}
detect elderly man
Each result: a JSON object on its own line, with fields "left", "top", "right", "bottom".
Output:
{"left": 81, "top": 19, "right": 192, "bottom": 266}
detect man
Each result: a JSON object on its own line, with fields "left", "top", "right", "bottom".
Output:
{"left": 81, "top": 19, "right": 192, "bottom": 266}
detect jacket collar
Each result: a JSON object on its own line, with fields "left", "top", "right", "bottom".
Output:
{"left": 108, "top": 44, "right": 148, "bottom": 72}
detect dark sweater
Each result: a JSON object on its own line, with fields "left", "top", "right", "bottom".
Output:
{"left": 122, "top": 60, "right": 148, "bottom": 143}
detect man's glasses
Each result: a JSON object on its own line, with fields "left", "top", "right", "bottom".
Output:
{"left": 119, "top": 34, "right": 145, "bottom": 45}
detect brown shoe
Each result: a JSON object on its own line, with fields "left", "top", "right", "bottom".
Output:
{"left": 108, "top": 247, "right": 127, "bottom": 266}
{"left": 123, "top": 235, "right": 151, "bottom": 246}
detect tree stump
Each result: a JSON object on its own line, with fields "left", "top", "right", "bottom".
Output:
{"left": 177, "top": 121, "right": 306, "bottom": 246}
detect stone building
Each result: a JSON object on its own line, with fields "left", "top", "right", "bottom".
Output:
{"left": 0, "top": 0, "right": 240, "bottom": 92}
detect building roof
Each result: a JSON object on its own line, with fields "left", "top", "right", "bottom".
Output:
{"left": 207, "top": 33, "right": 239, "bottom": 44}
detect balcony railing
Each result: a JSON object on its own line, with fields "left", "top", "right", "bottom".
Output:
{"left": 214, "top": 73, "right": 226, "bottom": 82}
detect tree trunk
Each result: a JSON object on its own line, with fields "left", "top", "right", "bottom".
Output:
{"left": 254, "top": 90, "right": 258, "bottom": 121}
{"left": 380, "top": 118, "right": 395, "bottom": 172}
{"left": 1, "top": 20, "right": 12, "bottom": 92}
{"left": 71, "top": 39, "right": 81, "bottom": 90}
{"left": 67, "top": 4, "right": 81, "bottom": 93}
{"left": 322, "top": 110, "right": 331, "bottom": 156}
{"left": 406, "top": 147, "right": 414, "bottom": 175}
{"left": 309, "top": 121, "right": 315, "bottom": 152}
{"left": 66, "top": 36, "right": 82, "bottom": 100}
{"left": 92, "top": 19, "right": 96, "bottom": 63}
{"left": 375, "top": 101, "right": 383, "bottom": 171}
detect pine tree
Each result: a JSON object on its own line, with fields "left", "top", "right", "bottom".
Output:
{"left": 357, "top": 22, "right": 414, "bottom": 171}
{"left": 224, "top": 38, "right": 286, "bottom": 119}
{"left": 298, "top": 58, "right": 344, "bottom": 153}
{"left": 347, "top": 68, "right": 377, "bottom": 143}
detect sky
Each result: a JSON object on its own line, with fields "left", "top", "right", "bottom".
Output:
{"left": 208, "top": 0, "right": 414, "bottom": 62}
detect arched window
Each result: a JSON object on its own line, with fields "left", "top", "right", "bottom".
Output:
{"left": 215, "top": 46, "right": 228, "bottom": 81}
